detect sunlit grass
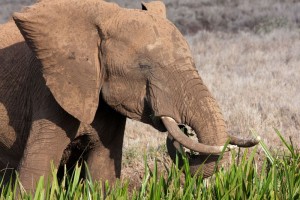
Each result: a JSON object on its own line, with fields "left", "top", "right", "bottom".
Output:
{"left": 0, "top": 129, "right": 299, "bottom": 199}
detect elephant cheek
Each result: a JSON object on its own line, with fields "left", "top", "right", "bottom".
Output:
{"left": 101, "top": 79, "right": 132, "bottom": 110}
{"left": 101, "top": 81, "right": 146, "bottom": 120}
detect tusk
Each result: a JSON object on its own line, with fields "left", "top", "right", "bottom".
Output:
{"left": 227, "top": 144, "right": 238, "bottom": 150}
{"left": 167, "top": 133, "right": 238, "bottom": 152}
{"left": 229, "top": 135, "right": 261, "bottom": 147}
{"left": 162, "top": 116, "right": 230, "bottom": 155}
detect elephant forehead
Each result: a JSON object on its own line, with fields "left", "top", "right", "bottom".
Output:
{"left": 144, "top": 36, "right": 194, "bottom": 68}
{"left": 109, "top": 10, "right": 194, "bottom": 67}
{"left": 146, "top": 38, "right": 163, "bottom": 51}
{"left": 112, "top": 10, "right": 184, "bottom": 46}
{"left": 143, "top": 24, "right": 193, "bottom": 64}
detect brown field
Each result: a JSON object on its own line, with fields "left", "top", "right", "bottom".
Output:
{"left": 1, "top": 0, "right": 300, "bottom": 187}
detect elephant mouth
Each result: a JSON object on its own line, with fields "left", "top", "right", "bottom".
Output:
{"left": 161, "top": 116, "right": 261, "bottom": 155}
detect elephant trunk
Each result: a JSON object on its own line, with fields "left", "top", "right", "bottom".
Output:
{"left": 189, "top": 95, "right": 230, "bottom": 177}
{"left": 164, "top": 79, "right": 259, "bottom": 178}
{"left": 163, "top": 80, "right": 230, "bottom": 177}
{"left": 188, "top": 94, "right": 260, "bottom": 148}
{"left": 190, "top": 95, "right": 228, "bottom": 146}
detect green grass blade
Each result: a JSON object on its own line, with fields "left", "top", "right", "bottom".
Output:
{"left": 251, "top": 130, "right": 274, "bottom": 164}
{"left": 274, "top": 128, "right": 295, "bottom": 157}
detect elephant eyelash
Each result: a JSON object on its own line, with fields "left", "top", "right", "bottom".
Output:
{"left": 139, "top": 64, "right": 151, "bottom": 70}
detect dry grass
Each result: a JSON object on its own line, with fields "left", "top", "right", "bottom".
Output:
{"left": 188, "top": 29, "right": 300, "bottom": 148}
{"left": 103, "top": 0, "right": 300, "bottom": 34}
{"left": 164, "top": 0, "right": 300, "bottom": 34}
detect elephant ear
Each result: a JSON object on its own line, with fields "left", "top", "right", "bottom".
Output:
{"left": 13, "top": 0, "right": 116, "bottom": 124}
{"left": 142, "top": 1, "right": 167, "bottom": 18}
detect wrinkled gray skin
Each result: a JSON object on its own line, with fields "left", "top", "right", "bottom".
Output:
{"left": 0, "top": 0, "right": 233, "bottom": 191}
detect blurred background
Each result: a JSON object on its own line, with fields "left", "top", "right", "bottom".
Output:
{"left": 1, "top": 0, "right": 300, "bottom": 182}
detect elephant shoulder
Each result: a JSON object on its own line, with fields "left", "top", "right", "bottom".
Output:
{"left": 0, "top": 20, "right": 25, "bottom": 49}
{"left": 0, "top": 20, "right": 34, "bottom": 68}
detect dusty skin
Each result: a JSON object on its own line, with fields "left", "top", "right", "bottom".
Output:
{"left": 0, "top": 0, "right": 258, "bottom": 191}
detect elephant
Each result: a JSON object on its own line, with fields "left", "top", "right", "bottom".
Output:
{"left": 0, "top": 0, "right": 260, "bottom": 191}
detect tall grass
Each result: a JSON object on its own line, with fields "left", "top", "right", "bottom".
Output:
{"left": 0, "top": 130, "right": 299, "bottom": 199}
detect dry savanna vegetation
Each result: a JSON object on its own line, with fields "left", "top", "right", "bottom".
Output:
{"left": 0, "top": 0, "right": 299, "bottom": 198}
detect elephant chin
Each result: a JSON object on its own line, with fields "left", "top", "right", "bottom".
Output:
{"left": 166, "top": 136, "right": 230, "bottom": 178}
{"left": 188, "top": 154, "right": 226, "bottom": 178}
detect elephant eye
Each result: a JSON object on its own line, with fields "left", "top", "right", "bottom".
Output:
{"left": 139, "top": 63, "right": 151, "bottom": 70}
{"left": 138, "top": 57, "right": 152, "bottom": 72}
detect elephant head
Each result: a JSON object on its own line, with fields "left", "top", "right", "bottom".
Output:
{"left": 13, "top": 0, "right": 259, "bottom": 178}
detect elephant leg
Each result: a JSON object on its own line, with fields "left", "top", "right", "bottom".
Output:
{"left": 86, "top": 130, "right": 125, "bottom": 183}
{"left": 86, "top": 101, "right": 126, "bottom": 184}
{"left": 18, "top": 114, "right": 79, "bottom": 191}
